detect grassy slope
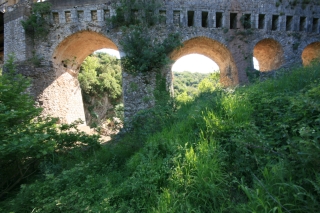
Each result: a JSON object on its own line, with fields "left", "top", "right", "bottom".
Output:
{"left": 2, "top": 64, "right": 320, "bottom": 212}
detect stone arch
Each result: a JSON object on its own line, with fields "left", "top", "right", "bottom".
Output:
{"left": 53, "top": 30, "right": 118, "bottom": 72}
{"left": 41, "top": 30, "right": 120, "bottom": 124}
{"left": 171, "top": 36, "right": 239, "bottom": 86}
{"left": 301, "top": 41, "right": 320, "bottom": 66}
{"left": 253, "top": 38, "right": 284, "bottom": 72}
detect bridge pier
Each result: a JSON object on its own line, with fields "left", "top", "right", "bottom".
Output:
{"left": 13, "top": 64, "right": 86, "bottom": 124}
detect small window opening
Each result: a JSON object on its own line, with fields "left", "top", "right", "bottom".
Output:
{"left": 258, "top": 14, "right": 265, "bottom": 29}
{"left": 91, "top": 10, "right": 97, "bottom": 22}
{"left": 77, "top": 11, "right": 84, "bottom": 22}
{"left": 202, "top": 11, "right": 208, "bottom": 28}
{"left": 159, "top": 10, "right": 166, "bottom": 25}
{"left": 104, "top": 9, "right": 110, "bottom": 21}
{"left": 286, "top": 16, "right": 293, "bottom": 31}
{"left": 65, "top": 11, "right": 71, "bottom": 23}
{"left": 312, "top": 18, "right": 319, "bottom": 33}
{"left": 242, "top": 14, "right": 251, "bottom": 29}
{"left": 131, "top": 9, "right": 139, "bottom": 23}
{"left": 272, "top": 15, "right": 279, "bottom": 31}
{"left": 188, "top": 11, "right": 194, "bottom": 27}
{"left": 216, "top": 12, "right": 223, "bottom": 28}
{"left": 53, "top": 12, "right": 59, "bottom": 24}
{"left": 146, "top": 10, "right": 154, "bottom": 25}
{"left": 300, "top": 17, "right": 306, "bottom": 31}
{"left": 173, "top": 11, "right": 180, "bottom": 26}
{"left": 230, "top": 13, "right": 237, "bottom": 29}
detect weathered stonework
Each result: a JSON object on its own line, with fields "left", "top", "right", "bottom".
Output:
{"left": 4, "top": 5, "right": 32, "bottom": 62}
{"left": 3, "top": 0, "right": 320, "bottom": 124}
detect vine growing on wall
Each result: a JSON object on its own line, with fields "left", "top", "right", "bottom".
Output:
{"left": 109, "top": 0, "right": 182, "bottom": 109}
{"left": 120, "top": 26, "right": 181, "bottom": 74}
{"left": 21, "top": 2, "right": 52, "bottom": 39}
{"left": 109, "top": 0, "right": 182, "bottom": 75}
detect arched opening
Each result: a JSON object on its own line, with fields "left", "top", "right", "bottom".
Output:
{"left": 253, "top": 57, "right": 260, "bottom": 70}
{"left": 253, "top": 38, "right": 284, "bottom": 72}
{"left": 53, "top": 31, "right": 118, "bottom": 70}
{"left": 43, "top": 31, "right": 120, "bottom": 127}
{"left": 171, "top": 37, "right": 238, "bottom": 87}
{"left": 301, "top": 42, "right": 320, "bottom": 66}
{"left": 79, "top": 48, "right": 123, "bottom": 134}
{"left": 172, "top": 54, "right": 220, "bottom": 100}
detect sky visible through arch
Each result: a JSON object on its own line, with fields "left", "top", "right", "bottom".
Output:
{"left": 95, "top": 49, "right": 260, "bottom": 73}
{"left": 172, "top": 54, "right": 219, "bottom": 73}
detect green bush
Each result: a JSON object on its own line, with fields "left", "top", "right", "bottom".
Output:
{"left": 120, "top": 26, "right": 181, "bottom": 74}
{"left": 175, "top": 91, "right": 193, "bottom": 104}
{"left": 198, "top": 72, "right": 220, "bottom": 93}
{"left": 0, "top": 55, "right": 101, "bottom": 201}
{"left": 21, "top": 2, "right": 52, "bottom": 39}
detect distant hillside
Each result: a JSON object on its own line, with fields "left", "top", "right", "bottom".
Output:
{"left": 173, "top": 71, "right": 210, "bottom": 96}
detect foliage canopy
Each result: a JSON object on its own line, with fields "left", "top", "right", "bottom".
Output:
{"left": 79, "top": 52, "right": 122, "bottom": 100}
{"left": 78, "top": 53, "right": 123, "bottom": 126}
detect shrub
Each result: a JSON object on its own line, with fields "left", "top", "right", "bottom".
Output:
{"left": 198, "top": 72, "right": 220, "bottom": 93}
{"left": 21, "top": 2, "right": 52, "bottom": 39}
{"left": 0, "top": 55, "right": 101, "bottom": 201}
{"left": 120, "top": 26, "right": 181, "bottom": 74}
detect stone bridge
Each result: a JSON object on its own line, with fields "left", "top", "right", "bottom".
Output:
{"left": 2, "top": 0, "right": 320, "bottom": 124}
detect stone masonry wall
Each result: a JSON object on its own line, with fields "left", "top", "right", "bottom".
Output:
{"left": 4, "top": 3, "right": 32, "bottom": 61}
{"left": 3, "top": 0, "right": 320, "bottom": 123}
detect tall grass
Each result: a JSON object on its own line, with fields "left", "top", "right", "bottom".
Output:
{"left": 1, "top": 63, "right": 320, "bottom": 212}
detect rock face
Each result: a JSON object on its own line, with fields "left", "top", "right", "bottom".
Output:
{"left": 3, "top": 0, "right": 320, "bottom": 123}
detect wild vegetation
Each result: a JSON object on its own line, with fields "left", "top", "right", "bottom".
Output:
{"left": 0, "top": 55, "right": 101, "bottom": 202}
{"left": 79, "top": 53, "right": 122, "bottom": 101}
{"left": 1, "top": 54, "right": 320, "bottom": 211}
{"left": 6, "top": 1, "right": 319, "bottom": 212}
{"left": 174, "top": 72, "right": 220, "bottom": 104}
{"left": 120, "top": 26, "right": 181, "bottom": 75}
{"left": 78, "top": 52, "right": 123, "bottom": 126}
{"left": 173, "top": 71, "right": 209, "bottom": 96}
{"left": 109, "top": 0, "right": 181, "bottom": 75}
{"left": 21, "top": 2, "right": 52, "bottom": 39}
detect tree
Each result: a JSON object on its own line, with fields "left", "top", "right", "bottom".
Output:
{"left": 78, "top": 53, "right": 122, "bottom": 100}
{"left": 0, "top": 55, "right": 100, "bottom": 199}
{"left": 198, "top": 73, "right": 220, "bottom": 93}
